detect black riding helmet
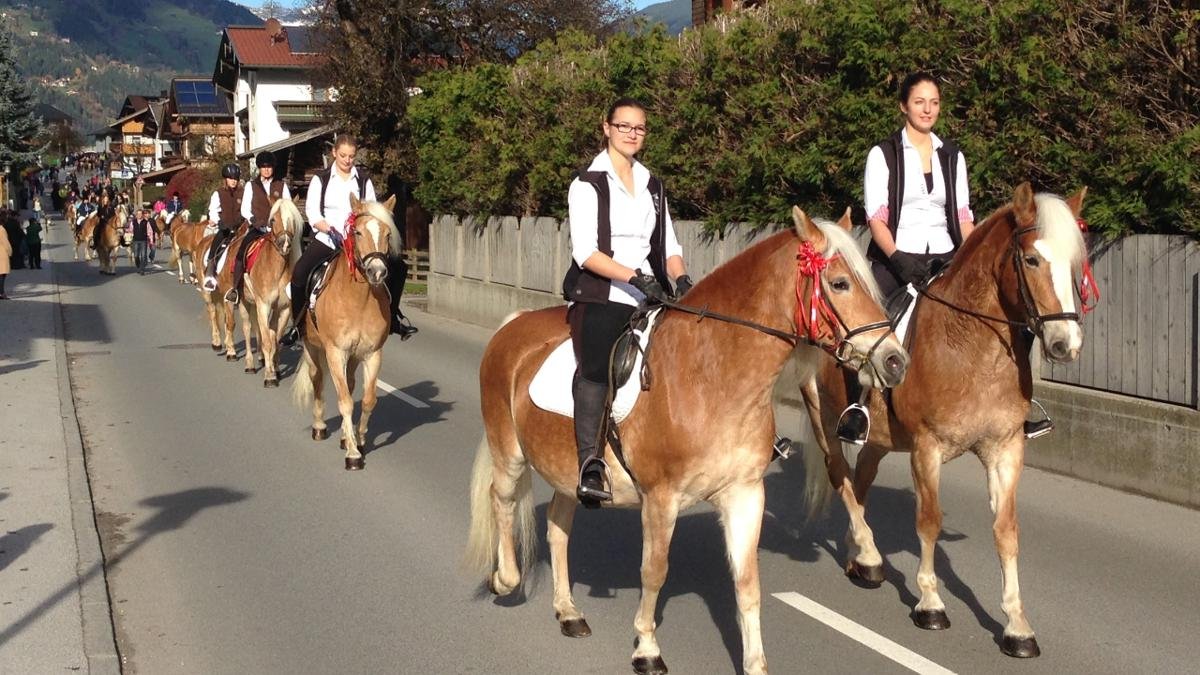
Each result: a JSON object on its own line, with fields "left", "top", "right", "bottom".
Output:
{"left": 255, "top": 151, "right": 276, "bottom": 169}
{"left": 221, "top": 163, "right": 241, "bottom": 180}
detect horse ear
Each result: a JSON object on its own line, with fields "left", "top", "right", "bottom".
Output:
{"left": 349, "top": 192, "right": 362, "bottom": 212}
{"left": 382, "top": 194, "right": 397, "bottom": 212}
{"left": 1065, "top": 186, "right": 1088, "bottom": 217}
{"left": 791, "top": 205, "right": 821, "bottom": 243}
{"left": 835, "top": 207, "right": 853, "bottom": 232}
{"left": 1013, "top": 182, "right": 1036, "bottom": 226}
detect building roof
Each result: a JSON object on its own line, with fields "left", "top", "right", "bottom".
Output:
{"left": 34, "top": 103, "right": 73, "bottom": 124}
{"left": 225, "top": 25, "right": 320, "bottom": 68}
{"left": 171, "top": 78, "right": 232, "bottom": 117}
{"left": 236, "top": 123, "right": 334, "bottom": 160}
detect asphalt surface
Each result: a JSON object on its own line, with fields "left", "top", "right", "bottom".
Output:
{"left": 45, "top": 217, "right": 1200, "bottom": 674}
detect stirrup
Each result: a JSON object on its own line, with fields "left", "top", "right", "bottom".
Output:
{"left": 391, "top": 314, "right": 418, "bottom": 341}
{"left": 836, "top": 403, "right": 871, "bottom": 445}
{"left": 202, "top": 275, "right": 218, "bottom": 292}
{"left": 772, "top": 436, "right": 794, "bottom": 462}
{"left": 576, "top": 457, "right": 612, "bottom": 506}
{"left": 224, "top": 288, "right": 239, "bottom": 304}
{"left": 1024, "top": 400, "right": 1054, "bottom": 440}
{"left": 280, "top": 325, "right": 302, "bottom": 348}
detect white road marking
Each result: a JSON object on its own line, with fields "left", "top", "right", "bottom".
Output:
{"left": 772, "top": 592, "right": 956, "bottom": 675}
{"left": 377, "top": 379, "right": 428, "bottom": 408}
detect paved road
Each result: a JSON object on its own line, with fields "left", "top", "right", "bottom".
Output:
{"left": 46, "top": 220, "right": 1200, "bottom": 674}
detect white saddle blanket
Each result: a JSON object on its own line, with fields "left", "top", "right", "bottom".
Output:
{"left": 202, "top": 245, "right": 231, "bottom": 275}
{"left": 894, "top": 284, "right": 919, "bottom": 344}
{"left": 528, "top": 308, "right": 661, "bottom": 424}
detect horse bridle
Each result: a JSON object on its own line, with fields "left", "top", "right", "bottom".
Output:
{"left": 342, "top": 212, "right": 389, "bottom": 282}
{"left": 656, "top": 240, "right": 894, "bottom": 370}
{"left": 917, "top": 222, "right": 1097, "bottom": 341}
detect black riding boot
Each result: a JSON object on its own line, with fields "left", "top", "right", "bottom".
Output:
{"left": 573, "top": 376, "right": 612, "bottom": 507}
{"left": 386, "top": 256, "right": 417, "bottom": 340}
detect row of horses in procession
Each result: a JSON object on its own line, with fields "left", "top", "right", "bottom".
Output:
{"left": 67, "top": 192, "right": 405, "bottom": 471}
{"left": 65, "top": 184, "right": 1093, "bottom": 674}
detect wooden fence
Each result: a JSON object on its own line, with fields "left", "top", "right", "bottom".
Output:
{"left": 1040, "top": 235, "right": 1199, "bottom": 409}
{"left": 403, "top": 249, "right": 429, "bottom": 283}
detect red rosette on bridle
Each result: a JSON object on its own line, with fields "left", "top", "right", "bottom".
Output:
{"left": 1076, "top": 218, "right": 1100, "bottom": 315}
{"left": 795, "top": 241, "right": 835, "bottom": 344}
{"left": 343, "top": 213, "right": 358, "bottom": 280}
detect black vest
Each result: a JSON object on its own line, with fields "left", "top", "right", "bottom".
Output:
{"left": 866, "top": 129, "right": 964, "bottom": 263}
{"left": 317, "top": 165, "right": 370, "bottom": 217}
{"left": 217, "top": 186, "right": 242, "bottom": 230}
{"left": 561, "top": 171, "right": 671, "bottom": 304}
{"left": 250, "top": 178, "right": 285, "bottom": 226}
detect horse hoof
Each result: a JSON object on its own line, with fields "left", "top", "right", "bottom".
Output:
{"left": 1000, "top": 635, "right": 1041, "bottom": 658}
{"left": 846, "top": 561, "right": 885, "bottom": 588}
{"left": 559, "top": 618, "right": 592, "bottom": 638}
{"left": 345, "top": 457, "right": 365, "bottom": 471}
{"left": 632, "top": 655, "right": 668, "bottom": 675}
{"left": 912, "top": 609, "right": 951, "bottom": 630}
{"left": 263, "top": 378, "right": 279, "bottom": 388}
{"left": 244, "top": 367, "right": 255, "bottom": 374}
{"left": 210, "top": 344, "right": 222, "bottom": 352}
{"left": 312, "top": 428, "right": 329, "bottom": 441}
{"left": 225, "top": 354, "right": 238, "bottom": 362}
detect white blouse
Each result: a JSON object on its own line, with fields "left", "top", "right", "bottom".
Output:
{"left": 305, "top": 167, "right": 376, "bottom": 249}
{"left": 567, "top": 151, "right": 683, "bottom": 306}
{"left": 863, "top": 128, "right": 973, "bottom": 255}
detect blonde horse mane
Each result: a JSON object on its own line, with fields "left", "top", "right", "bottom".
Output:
{"left": 1033, "top": 193, "right": 1086, "bottom": 268}
{"left": 360, "top": 200, "right": 403, "bottom": 257}
{"left": 270, "top": 198, "right": 305, "bottom": 265}
{"left": 813, "top": 218, "right": 882, "bottom": 303}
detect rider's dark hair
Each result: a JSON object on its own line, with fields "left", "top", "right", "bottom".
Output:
{"left": 898, "top": 72, "right": 939, "bottom": 104}
{"left": 606, "top": 96, "right": 646, "bottom": 122}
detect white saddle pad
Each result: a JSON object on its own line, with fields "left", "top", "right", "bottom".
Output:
{"left": 529, "top": 308, "right": 662, "bottom": 424}
{"left": 894, "top": 284, "right": 919, "bottom": 344}
{"left": 202, "top": 245, "right": 231, "bottom": 275}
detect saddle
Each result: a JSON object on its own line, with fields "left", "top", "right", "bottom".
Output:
{"left": 300, "top": 246, "right": 344, "bottom": 331}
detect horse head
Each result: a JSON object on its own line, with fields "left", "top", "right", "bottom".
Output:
{"left": 268, "top": 198, "right": 304, "bottom": 262}
{"left": 792, "top": 206, "right": 908, "bottom": 389}
{"left": 348, "top": 193, "right": 400, "bottom": 287}
{"left": 1001, "top": 183, "right": 1088, "bottom": 363}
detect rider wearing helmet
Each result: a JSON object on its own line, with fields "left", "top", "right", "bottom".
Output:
{"left": 225, "top": 151, "right": 291, "bottom": 304}
{"left": 202, "top": 163, "right": 245, "bottom": 292}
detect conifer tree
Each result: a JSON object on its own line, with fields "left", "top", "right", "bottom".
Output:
{"left": 0, "top": 29, "right": 44, "bottom": 168}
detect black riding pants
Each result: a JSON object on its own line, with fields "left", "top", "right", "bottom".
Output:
{"left": 568, "top": 301, "right": 636, "bottom": 386}
{"left": 289, "top": 238, "right": 408, "bottom": 325}
{"left": 206, "top": 226, "right": 236, "bottom": 277}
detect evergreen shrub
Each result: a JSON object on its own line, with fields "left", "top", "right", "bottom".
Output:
{"left": 407, "top": 0, "right": 1199, "bottom": 237}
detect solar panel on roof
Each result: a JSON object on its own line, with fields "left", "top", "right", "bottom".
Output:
{"left": 174, "top": 80, "right": 229, "bottom": 116}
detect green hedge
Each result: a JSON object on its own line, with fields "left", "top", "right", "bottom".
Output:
{"left": 407, "top": 0, "right": 1199, "bottom": 237}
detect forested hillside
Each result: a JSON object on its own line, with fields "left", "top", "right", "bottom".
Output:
{"left": 0, "top": 0, "right": 258, "bottom": 131}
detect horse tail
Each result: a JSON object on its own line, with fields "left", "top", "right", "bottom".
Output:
{"left": 801, "top": 428, "right": 832, "bottom": 521}
{"left": 464, "top": 434, "right": 535, "bottom": 582}
{"left": 291, "top": 357, "right": 314, "bottom": 408}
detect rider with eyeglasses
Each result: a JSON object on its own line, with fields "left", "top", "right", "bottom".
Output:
{"left": 563, "top": 96, "right": 693, "bottom": 506}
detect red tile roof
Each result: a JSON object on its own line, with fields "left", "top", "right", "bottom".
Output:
{"left": 226, "top": 26, "right": 321, "bottom": 68}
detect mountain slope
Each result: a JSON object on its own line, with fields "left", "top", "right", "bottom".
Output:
{"left": 1, "top": 0, "right": 260, "bottom": 133}
{"left": 636, "top": 0, "right": 691, "bottom": 35}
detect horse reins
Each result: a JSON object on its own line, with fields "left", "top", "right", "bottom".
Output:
{"left": 654, "top": 240, "right": 894, "bottom": 369}
{"left": 915, "top": 221, "right": 1099, "bottom": 339}
{"left": 342, "top": 212, "right": 389, "bottom": 282}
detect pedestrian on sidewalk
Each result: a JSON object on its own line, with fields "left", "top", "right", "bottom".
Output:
{"left": 0, "top": 223, "right": 10, "bottom": 298}
{"left": 130, "top": 208, "right": 155, "bottom": 275}
{"left": 25, "top": 217, "right": 42, "bottom": 269}
{"left": 32, "top": 194, "right": 43, "bottom": 225}
{"left": 4, "top": 210, "right": 24, "bottom": 270}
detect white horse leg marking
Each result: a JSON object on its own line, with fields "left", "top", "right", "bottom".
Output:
{"left": 716, "top": 480, "right": 768, "bottom": 675}
{"left": 911, "top": 448, "right": 947, "bottom": 615}
{"left": 985, "top": 440, "right": 1035, "bottom": 639}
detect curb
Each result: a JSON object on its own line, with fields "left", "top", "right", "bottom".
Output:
{"left": 51, "top": 223, "right": 122, "bottom": 674}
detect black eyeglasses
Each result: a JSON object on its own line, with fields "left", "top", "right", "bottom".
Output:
{"left": 610, "top": 121, "right": 649, "bottom": 137}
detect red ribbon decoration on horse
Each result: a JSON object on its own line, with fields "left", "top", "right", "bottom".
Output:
{"left": 794, "top": 241, "right": 841, "bottom": 346}
{"left": 1076, "top": 218, "right": 1100, "bottom": 315}
{"left": 342, "top": 213, "right": 359, "bottom": 281}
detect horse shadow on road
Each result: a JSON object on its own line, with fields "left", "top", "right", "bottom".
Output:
{"left": 311, "top": 379, "right": 453, "bottom": 459}
{"left": 0, "top": 486, "right": 248, "bottom": 648}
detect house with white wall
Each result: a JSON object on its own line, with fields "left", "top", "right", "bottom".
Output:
{"left": 211, "top": 19, "right": 328, "bottom": 158}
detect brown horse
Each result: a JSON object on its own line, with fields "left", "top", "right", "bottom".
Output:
{"left": 167, "top": 213, "right": 205, "bottom": 285}
{"left": 94, "top": 204, "right": 126, "bottom": 275}
{"left": 64, "top": 201, "right": 77, "bottom": 231}
{"left": 237, "top": 198, "right": 303, "bottom": 387}
{"left": 291, "top": 194, "right": 401, "bottom": 470}
{"left": 800, "top": 184, "right": 1089, "bottom": 659}
{"left": 73, "top": 212, "right": 98, "bottom": 261}
{"left": 467, "top": 208, "right": 908, "bottom": 675}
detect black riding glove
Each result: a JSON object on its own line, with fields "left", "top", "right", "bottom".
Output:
{"left": 888, "top": 251, "right": 929, "bottom": 286}
{"left": 628, "top": 270, "right": 668, "bottom": 304}
{"left": 673, "top": 274, "right": 694, "bottom": 298}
